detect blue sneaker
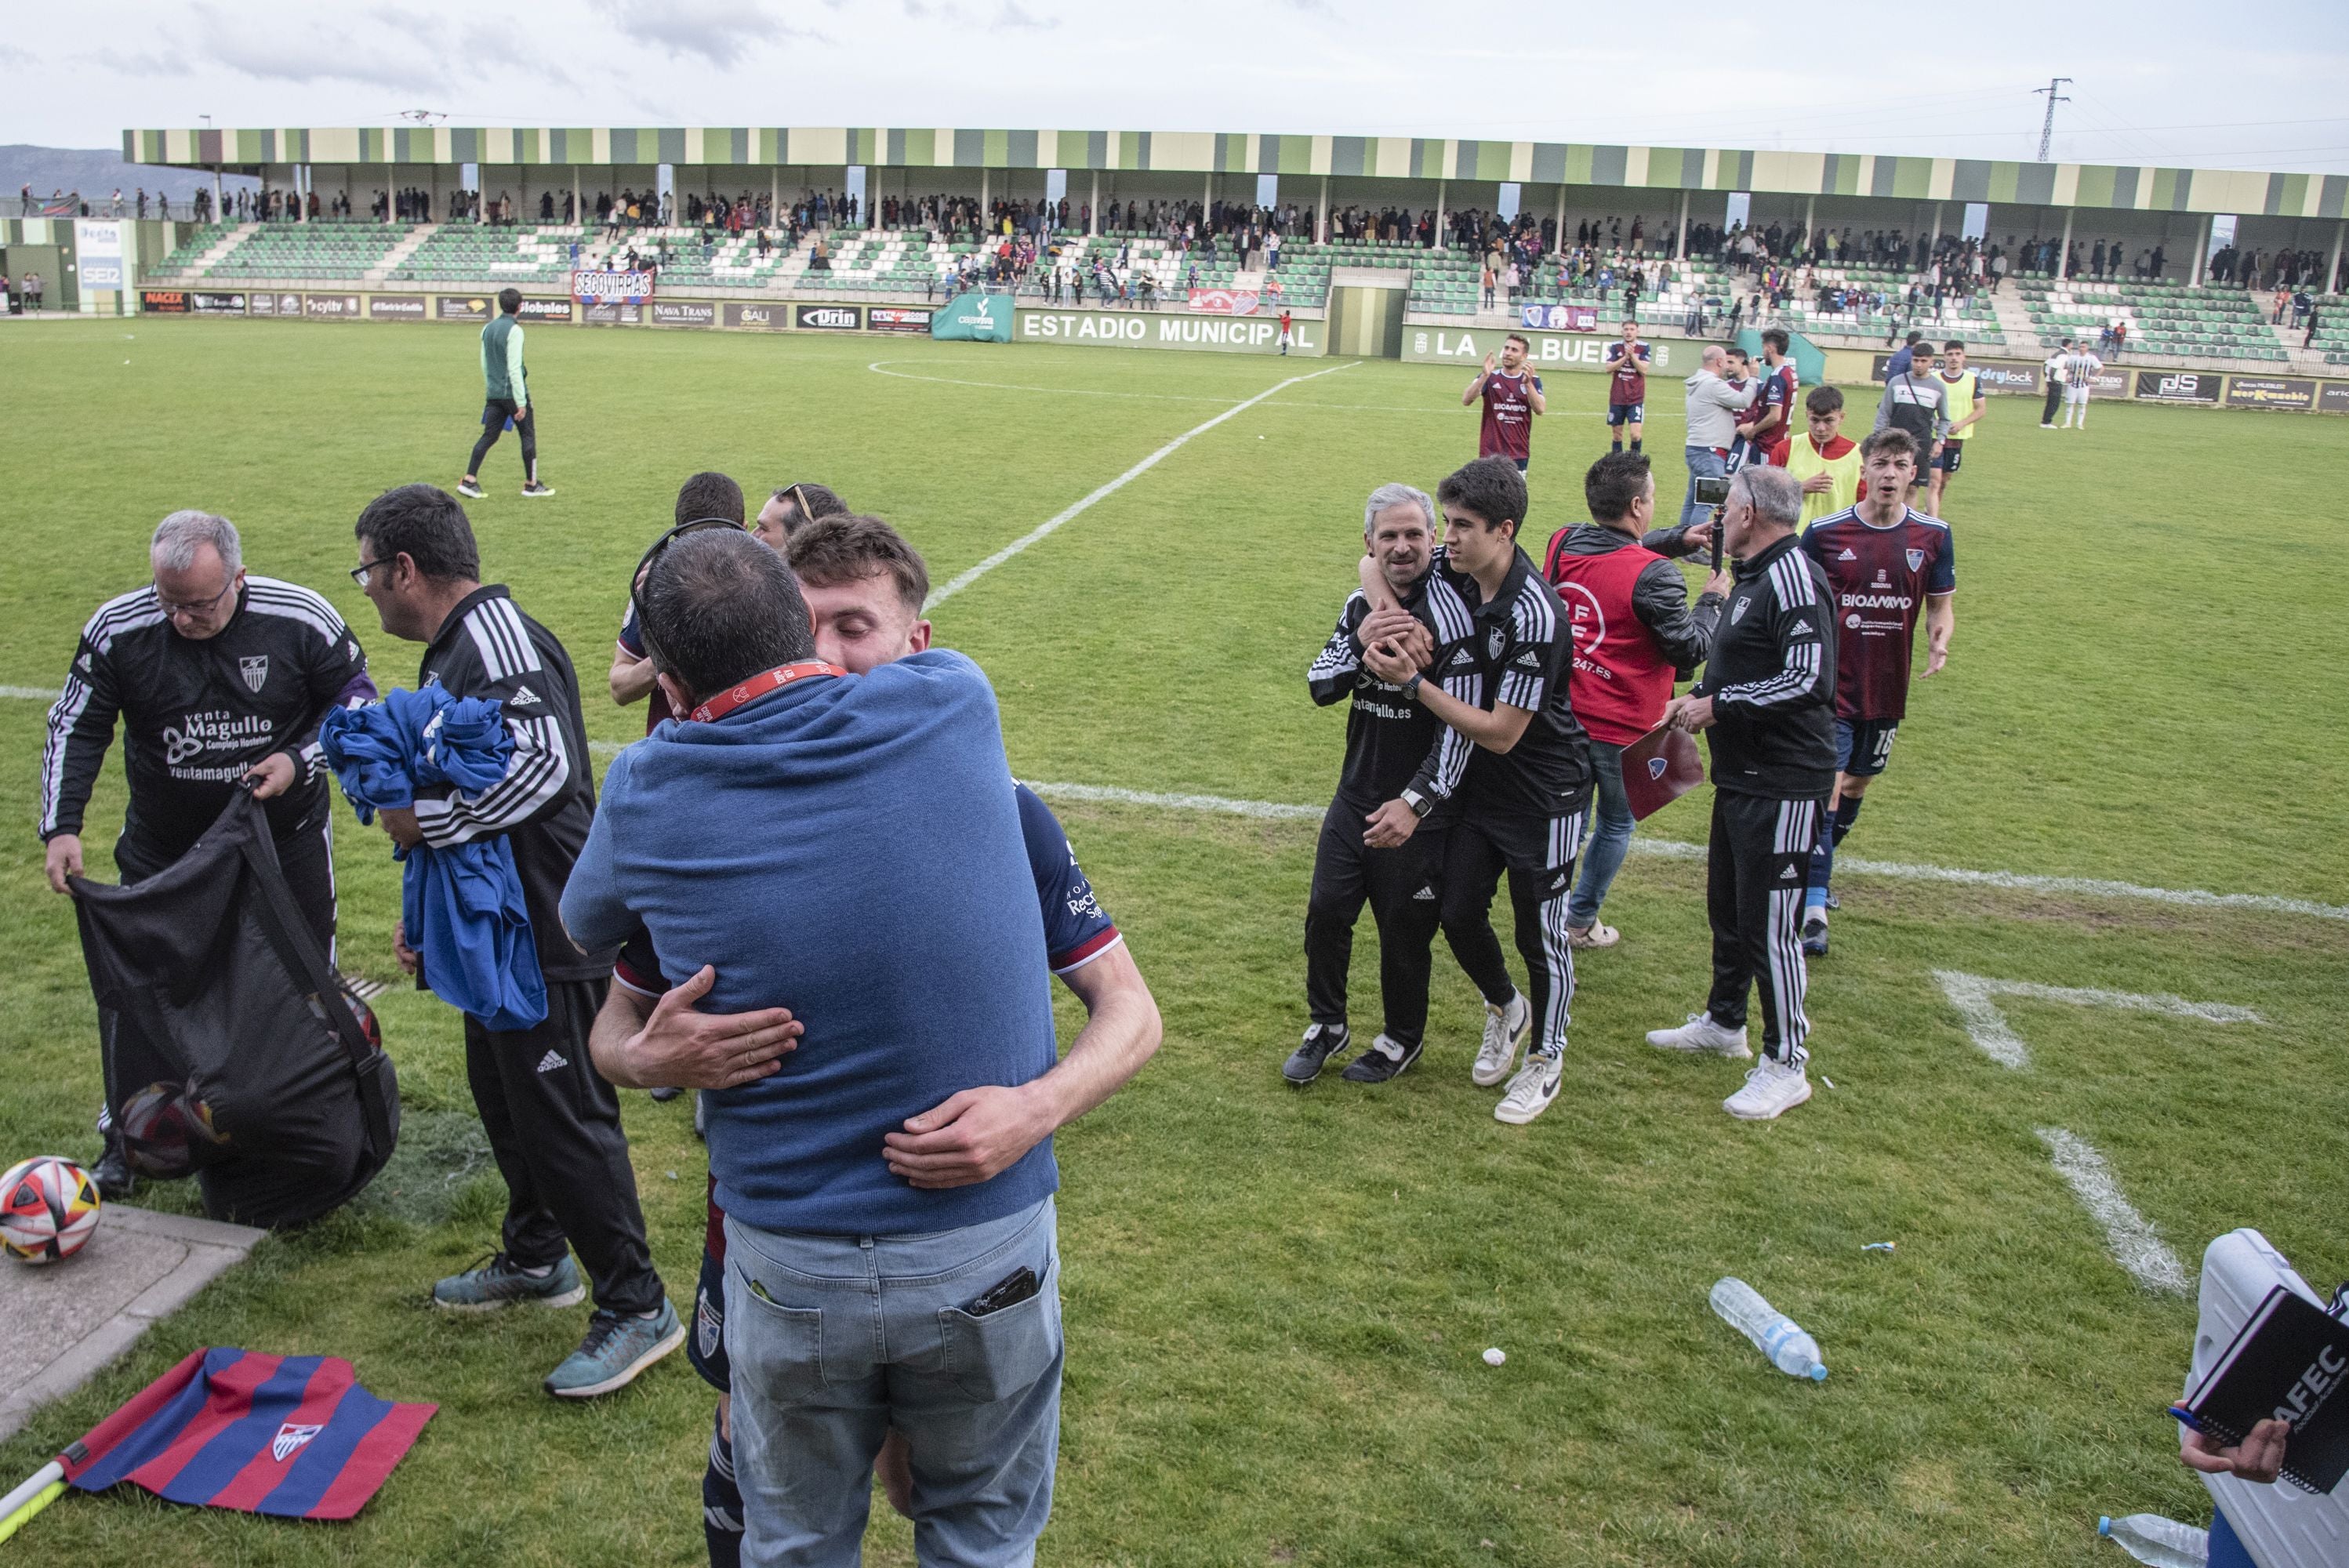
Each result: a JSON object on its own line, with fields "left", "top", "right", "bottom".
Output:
{"left": 432, "top": 1251, "right": 586, "bottom": 1312}
{"left": 545, "top": 1301, "right": 687, "bottom": 1399}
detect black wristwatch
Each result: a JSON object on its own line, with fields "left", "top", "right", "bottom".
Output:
{"left": 1401, "top": 672, "right": 1424, "bottom": 700}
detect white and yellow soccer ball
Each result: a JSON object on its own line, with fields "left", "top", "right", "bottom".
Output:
{"left": 1, "top": 1155, "right": 103, "bottom": 1265}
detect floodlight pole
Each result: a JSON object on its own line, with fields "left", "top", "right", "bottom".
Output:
{"left": 2033, "top": 78, "right": 2072, "bottom": 163}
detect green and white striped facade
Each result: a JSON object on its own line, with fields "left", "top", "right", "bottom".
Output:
{"left": 123, "top": 126, "right": 2349, "bottom": 220}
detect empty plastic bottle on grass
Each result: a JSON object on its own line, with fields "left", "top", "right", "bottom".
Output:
{"left": 2097, "top": 1514, "right": 2208, "bottom": 1567}
{"left": 1709, "top": 1278, "right": 1827, "bottom": 1381}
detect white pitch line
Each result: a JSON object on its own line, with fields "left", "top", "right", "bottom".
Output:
{"left": 0, "top": 685, "right": 58, "bottom": 702}
{"left": 920, "top": 360, "right": 1355, "bottom": 612}
{"left": 2035, "top": 1127, "right": 2190, "bottom": 1294}
{"left": 1934, "top": 970, "right": 2262, "bottom": 1070}
{"left": 1022, "top": 779, "right": 1322, "bottom": 821}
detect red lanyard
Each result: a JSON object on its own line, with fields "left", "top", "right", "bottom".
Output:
{"left": 686, "top": 662, "right": 845, "bottom": 724}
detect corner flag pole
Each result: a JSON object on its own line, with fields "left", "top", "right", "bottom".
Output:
{"left": 0, "top": 1447, "right": 78, "bottom": 1544}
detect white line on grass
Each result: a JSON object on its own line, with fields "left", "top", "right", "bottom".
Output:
{"left": 2034, "top": 1127, "right": 2191, "bottom": 1294}
{"left": 1933, "top": 971, "right": 2263, "bottom": 1069}
{"left": 0, "top": 686, "right": 56, "bottom": 702}
{"left": 1023, "top": 780, "right": 1323, "bottom": 821}
{"left": 920, "top": 361, "right": 1356, "bottom": 611}
{"left": 866, "top": 361, "right": 1234, "bottom": 403}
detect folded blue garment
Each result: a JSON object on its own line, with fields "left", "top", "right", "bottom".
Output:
{"left": 320, "top": 689, "right": 546, "bottom": 1030}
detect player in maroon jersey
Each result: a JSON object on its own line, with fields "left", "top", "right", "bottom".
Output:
{"left": 1465, "top": 332, "right": 1546, "bottom": 471}
{"left": 1795, "top": 427, "right": 1955, "bottom": 956}
{"left": 1730, "top": 328, "right": 1798, "bottom": 470}
{"left": 1601, "top": 318, "right": 1652, "bottom": 456}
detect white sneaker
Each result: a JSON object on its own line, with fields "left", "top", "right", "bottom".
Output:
{"left": 1645, "top": 1012, "right": 1752, "bottom": 1058}
{"left": 1471, "top": 991, "right": 1532, "bottom": 1087}
{"left": 1494, "top": 1051, "right": 1564, "bottom": 1125}
{"left": 1567, "top": 921, "right": 1620, "bottom": 949}
{"left": 1723, "top": 1058, "right": 1813, "bottom": 1120}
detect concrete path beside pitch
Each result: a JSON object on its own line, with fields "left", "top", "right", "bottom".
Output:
{"left": 0, "top": 1204, "right": 263, "bottom": 1443}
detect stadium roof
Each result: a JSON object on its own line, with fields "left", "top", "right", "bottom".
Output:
{"left": 122, "top": 126, "right": 2349, "bottom": 220}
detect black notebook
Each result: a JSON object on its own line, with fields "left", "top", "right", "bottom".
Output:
{"left": 2180, "top": 1285, "right": 2349, "bottom": 1494}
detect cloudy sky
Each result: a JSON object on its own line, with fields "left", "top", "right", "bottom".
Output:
{"left": 5, "top": 0, "right": 2345, "bottom": 172}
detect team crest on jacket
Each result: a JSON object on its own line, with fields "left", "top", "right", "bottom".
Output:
{"left": 1905, "top": 548, "right": 1926, "bottom": 572}
{"left": 239, "top": 655, "right": 269, "bottom": 692}
{"left": 1730, "top": 598, "right": 1751, "bottom": 625}
{"left": 1487, "top": 625, "right": 1506, "bottom": 659}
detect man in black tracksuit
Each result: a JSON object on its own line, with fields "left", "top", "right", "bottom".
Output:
{"left": 1651, "top": 464, "right": 1836, "bottom": 1122}
{"left": 351, "top": 483, "right": 677, "bottom": 1399}
{"left": 1287, "top": 483, "right": 1479, "bottom": 1087}
{"left": 42, "top": 510, "right": 376, "bottom": 1194}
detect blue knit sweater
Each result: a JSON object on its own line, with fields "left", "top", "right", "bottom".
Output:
{"left": 560, "top": 651, "right": 1058, "bottom": 1236}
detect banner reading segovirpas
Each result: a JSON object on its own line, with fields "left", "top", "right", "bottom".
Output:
{"left": 1015, "top": 308, "right": 1323, "bottom": 356}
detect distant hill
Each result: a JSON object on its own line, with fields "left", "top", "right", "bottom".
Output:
{"left": 0, "top": 146, "right": 255, "bottom": 209}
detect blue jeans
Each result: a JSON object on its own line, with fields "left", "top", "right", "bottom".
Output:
{"left": 726, "top": 1196, "right": 1062, "bottom": 1568}
{"left": 1680, "top": 445, "right": 1726, "bottom": 528}
{"left": 1567, "top": 741, "right": 1633, "bottom": 928}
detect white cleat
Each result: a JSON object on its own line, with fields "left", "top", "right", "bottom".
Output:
{"left": 1723, "top": 1058, "right": 1813, "bottom": 1121}
{"left": 1472, "top": 990, "right": 1532, "bottom": 1087}
{"left": 1494, "top": 1051, "right": 1565, "bottom": 1126}
{"left": 1645, "top": 1012, "right": 1752, "bottom": 1059}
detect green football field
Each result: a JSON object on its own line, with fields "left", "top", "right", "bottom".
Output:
{"left": 0, "top": 316, "right": 2342, "bottom": 1566}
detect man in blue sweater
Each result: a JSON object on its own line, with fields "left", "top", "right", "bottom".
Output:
{"left": 560, "top": 528, "right": 1101, "bottom": 1566}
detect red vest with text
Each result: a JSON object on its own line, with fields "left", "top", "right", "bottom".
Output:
{"left": 1541, "top": 529, "right": 1673, "bottom": 746}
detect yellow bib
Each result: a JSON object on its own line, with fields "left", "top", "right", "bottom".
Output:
{"left": 1940, "top": 369, "right": 1980, "bottom": 441}
{"left": 1783, "top": 435, "right": 1865, "bottom": 530}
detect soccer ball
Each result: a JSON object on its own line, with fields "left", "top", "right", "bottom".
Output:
{"left": 116, "top": 1082, "right": 225, "bottom": 1179}
{"left": 2, "top": 1156, "right": 103, "bottom": 1265}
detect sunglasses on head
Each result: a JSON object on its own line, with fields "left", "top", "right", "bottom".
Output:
{"left": 630, "top": 514, "right": 748, "bottom": 659}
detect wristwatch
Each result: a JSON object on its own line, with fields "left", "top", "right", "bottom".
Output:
{"left": 1401, "top": 672, "right": 1424, "bottom": 701}
{"left": 1401, "top": 788, "right": 1433, "bottom": 819}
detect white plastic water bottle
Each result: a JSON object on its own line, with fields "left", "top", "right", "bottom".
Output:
{"left": 1708, "top": 1278, "right": 1828, "bottom": 1381}
{"left": 2097, "top": 1514, "right": 2208, "bottom": 1567}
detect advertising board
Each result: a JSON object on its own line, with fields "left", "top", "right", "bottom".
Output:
{"left": 1015, "top": 307, "right": 1312, "bottom": 354}
{"left": 303, "top": 293, "right": 363, "bottom": 319}
{"left": 1187, "top": 289, "right": 1260, "bottom": 316}
{"left": 74, "top": 220, "right": 124, "bottom": 289}
{"left": 2221, "top": 376, "right": 2315, "bottom": 411}
{"left": 572, "top": 268, "right": 656, "bottom": 305}
{"left": 368, "top": 296, "right": 427, "bottom": 320}
{"left": 437, "top": 296, "right": 491, "bottom": 321}
{"left": 1403, "top": 325, "right": 1679, "bottom": 372}
{"left": 722, "top": 302, "right": 786, "bottom": 330}
{"left": 140, "top": 289, "right": 188, "bottom": 314}
{"left": 515, "top": 297, "right": 574, "bottom": 322}
{"left": 1521, "top": 303, "right": 1598, "bottom": 332}
{"left": 869, "top": 307, "right": 934, "bottom": 334}
{"left": 794, "top": 304, "right": 864, "bottom": 331}
{"left": 2134, "top": 369, "right": 2221, "bottom": 403}
{"left": 2322, "top": 383, "right": 2349, "bottom": 415}
{"left": 651, "top": 301, "right": 716, "bottom": 327}
{"left": 191, "top": 291, "right": 247, "bottom": 314}
{"left": 246, "top": 292, "right": 302, "bottom": 317}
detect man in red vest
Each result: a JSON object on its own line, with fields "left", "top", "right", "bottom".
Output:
{"left": 1541, "top": 453, "right": 1729, "bottom": 948}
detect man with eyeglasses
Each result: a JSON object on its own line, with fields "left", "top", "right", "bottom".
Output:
{"left": 350, "top": 481, "right": 680, "bottom": 1399}
{"left": 41, "top": 509, "right": 376, "bottom": 1197}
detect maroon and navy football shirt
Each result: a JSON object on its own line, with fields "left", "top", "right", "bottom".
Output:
{"left": 1603, "top": 340, "right": 1650, "bottom": 407}
{"left": 1479, "top": 368, "right": 1539, "bottom": 461}
{"left": 1799, "top": 506, "right": 1956, "bottom": 721}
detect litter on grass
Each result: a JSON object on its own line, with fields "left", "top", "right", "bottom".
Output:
{"left": 1483, "top": 1348, "right": 1506, "bottom": 1367}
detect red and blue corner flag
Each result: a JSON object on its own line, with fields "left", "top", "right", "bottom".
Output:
{"left": 60, "top": 1348, "right": 434, "bottom": 1519}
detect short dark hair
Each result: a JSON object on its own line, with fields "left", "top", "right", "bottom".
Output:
{"left": 771, "top": 481, "right": 848, "bottom": 532}
{"left": 1438, "top": 456, "right": 1527, "bottom": 540}
{"left": 497, "top": 287, "right": 521, "bottom": 314}
{"left": 676, "top": 470, "right": 746, "bottom": 528}
{"left": 1805, "top": 384, "right": 1844, "bottom": 416}
{"left": 1504, "top": 332, "right": 1530, "bottom": 351}
{"left": 786, "top": 514, "right": 931, "bottom": 617}
{"left": 1943, "top": 338, "right": 1965, "bottom": 353}
{"left": 355, "top": 484, "right": 480, "bottom": 581}
{"left": 1583, "top": 452, "right": 1652, "bottom": 524}
{"left": 1904, "top": 329, "right": 1923, "bottom": 344}
{"left": 1859, "top": 427, "right": 1919, "bottom": 466}
{"left": 637, "top": 528, "right": 815, "bottom": 702}
{"left": 1760, "top": 327, "right": 1789, "bottom": 353}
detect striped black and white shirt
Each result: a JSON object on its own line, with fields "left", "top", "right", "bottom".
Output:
{"left": 1691, "top": 533, "right": 1837, "bottom": 799}
{"left": 416, "top": 584, "right": 612, "bottom": 982}
{"left": 1436, "top": 544, "right": 1593, "bottom": 821}
{"left": 41, "top": 576, "right": 375, "bottom": 857}
{"left": 1307, "top": 566, "right": 1479, "bottom": 816}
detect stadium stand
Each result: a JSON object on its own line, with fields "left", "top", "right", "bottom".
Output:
{"left": 2018, "top": 279, "right": 2291, "bottom": 363}
{"left": 196, "top": 220, "right": 415, "bottom": 281}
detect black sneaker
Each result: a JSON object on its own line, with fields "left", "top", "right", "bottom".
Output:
{"left": 520, "top": 481, "right": 557, "bottom": 499}
{"left": 92, "top": 1128, "right": 137, "bottom": 1201}
{"left": 1342, "top": 1033, "right": 1423, "bottom": 1083}
{"left": 1801, "top": 916, "right": 1830, "bottom": 958}
{"left": 456, "top": 478, "right": 485, "bottom": 499}
{"left": 1283, "top": 1024, "right": 1349, "bottom": 1086}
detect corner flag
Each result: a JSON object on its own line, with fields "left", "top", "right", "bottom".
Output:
{"left": 59, "top": 1348, "right": 434, "bottom": 1519}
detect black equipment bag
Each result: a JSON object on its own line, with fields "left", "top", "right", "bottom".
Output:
{"left": 72, "top": 789, "right": 399, "bottom": 1228}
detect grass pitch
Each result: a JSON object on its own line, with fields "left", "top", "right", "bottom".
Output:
{"left": 0, "top": 317, "right": 2342, "bottom": 1566}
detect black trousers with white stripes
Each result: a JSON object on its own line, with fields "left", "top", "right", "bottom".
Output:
{"left": 1304, "top": 796, "right": 1448, "bottom": 1049}
{"left": 1704, "top": 790, "right": 1821, "bottom": 1066}
{"left": 464, "top": 977, "right": 666, "bottom": 1316}
{"left": 1440, "top": 809, "right": 1584, "bottom": 1058}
